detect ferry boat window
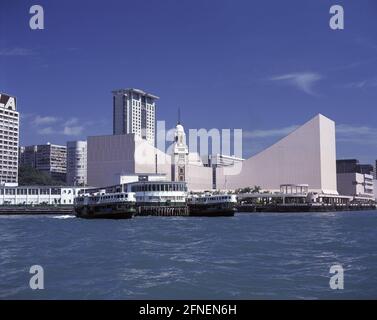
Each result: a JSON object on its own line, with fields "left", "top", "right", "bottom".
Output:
{"left": 41, "top": 189, "right": 49, "bottom": 195}
{"left": 51, "top": 188, "right": 60, "bottom": 195}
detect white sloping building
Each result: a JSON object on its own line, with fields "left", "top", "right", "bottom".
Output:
{"left": 87, "top": 131, "right": 213, "bottom": 191}
{"left": 87, "top": 114, "right": 338, "bottom": 194}
{"left": 216, "top": 114, "right": 338, "bottom": 194}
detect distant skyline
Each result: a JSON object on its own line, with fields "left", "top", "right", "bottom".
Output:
{"left": 1, "top": 0, "right": 377, "bottom": 163}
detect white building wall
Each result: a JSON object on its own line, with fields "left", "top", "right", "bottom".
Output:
{"left": 87, "top": 133, "right": 213, "bottom": 191}
{"left": 216, "top": 114, "right": 338, "bottom": 194}
{"left": 87, "top": 134, "right": 136, "bottom": 187}
{"left": 337, "top": 172, "right": 374, "bottom": 198}
{"left": 87, "top": 114, "right": 338, "bottom": 193}
{"left": 67, "top": 140, "right": 87, "bottom": 186}
{"left": 0, "top": 93, "right": 19, "bottom": 184}
{"left": 319, "top": 115, "right": 338, "bottom": 194}
{"left": 0, "top": 186, "right": 81, "bottom": 205}
{"left": 134, "top": 137, "right": 172, "bottom": 179}
{"left": 185, "top": 164, "right": 213, "bottom": 191}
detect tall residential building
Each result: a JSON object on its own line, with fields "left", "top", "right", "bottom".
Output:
{"left": 0, "top": 93, "right": 19, "bottom": 185}
{"left": 20, "top": 143, "right": 67, "bottom": 182}
{"left": 66, "top": 140, "right": 87, "bottom": 186}
{"left": 112, "top": 88, "right": 159, "bottom": 145}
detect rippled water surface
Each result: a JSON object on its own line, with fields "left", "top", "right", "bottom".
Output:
{"left": 0, "top": 211, "right": 377, "bottom": 299}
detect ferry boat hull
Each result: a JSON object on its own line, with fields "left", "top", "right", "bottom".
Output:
{"left": 188, "top": 204, "right": 236, "bottom": 217}
{"left": 74, "top": 203, "right": 136, "bottom": 219}
{"left": 187, "top": 194, "right": 237, "bottom": 217}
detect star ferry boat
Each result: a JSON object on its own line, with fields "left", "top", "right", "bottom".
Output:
{"left": 187, "top": 193, "right": 237, "bottom": 217}
{"left": 74, "top": 190, "right": 136, "bottom": 219}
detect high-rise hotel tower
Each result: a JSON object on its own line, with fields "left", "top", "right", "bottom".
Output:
{"left": 0, "top": 93, "right": 19, "bottom": 184}
{"left": 112, "top": 88, "right": 158, "bottom": 145}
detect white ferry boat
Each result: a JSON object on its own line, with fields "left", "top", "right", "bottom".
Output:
{"left": 187, "top": 193, "right": 237, "bottom": 217}
{"left": 74, "top": 190, "right": 136, "bottom": 219}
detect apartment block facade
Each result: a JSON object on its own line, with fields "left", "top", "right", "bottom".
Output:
{"left": 0, "top": 93, "right": 19, "bottom": 184}
{"left": 20, "top": 143, "right": 67, "bottom": 182}
{"left": 112, "top": 88, "right": 158, "bottom": 145}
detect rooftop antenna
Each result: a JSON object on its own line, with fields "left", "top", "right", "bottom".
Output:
{"left": 178, "top": 107, "right": 181, "bottom": 125}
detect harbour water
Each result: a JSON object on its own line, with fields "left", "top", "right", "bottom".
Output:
{"left": 0, "top": 211, "right": 376, "bottom": 299}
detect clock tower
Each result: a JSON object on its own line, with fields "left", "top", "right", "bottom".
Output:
{"left": 171, "top": 121, "right": 189, "bottom": 182}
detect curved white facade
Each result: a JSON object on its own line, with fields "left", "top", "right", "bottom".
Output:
{"left": 216, "top": 114, "right": 338, "bottom": 194}
{"left": 88, "top": 114, "right": 338, "bottom": 194}
{"left": 67, "top": 140, "right": 87, "bottom": 186}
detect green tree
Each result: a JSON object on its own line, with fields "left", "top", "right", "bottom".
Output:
{"left": 18, "top": 165, "right": 66, "bottom": 186}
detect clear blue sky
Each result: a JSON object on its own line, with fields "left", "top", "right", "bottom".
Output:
{"left": 1, "top": 0, "right": 377, "bottom": 163}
